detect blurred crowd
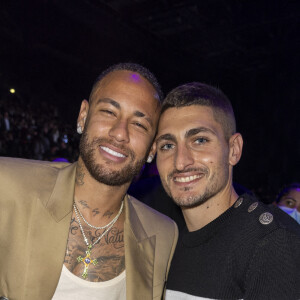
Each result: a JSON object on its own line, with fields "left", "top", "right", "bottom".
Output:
{"left": 1, "top": 96, "right": 299, "bottom": 225}
{"left": 0, "top": 96, "right": 79, "bottom": 162}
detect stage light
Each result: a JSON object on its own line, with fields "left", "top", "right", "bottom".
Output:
{"left": 10, "top": 88, "right": 15, "bottom": 94}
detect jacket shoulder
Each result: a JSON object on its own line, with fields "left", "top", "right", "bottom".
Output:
{"left": 128, "top": 195, "right": 178, "bottom": 234}
{"left": 0, "top": 157, "right": 70, "bottom": 170}
{"left": 0, "top": 157, "right": 71, "bottom": 192}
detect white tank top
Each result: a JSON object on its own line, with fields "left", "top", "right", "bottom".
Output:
{"left": 52, "top": 265, "right": 126, "bottom": 300}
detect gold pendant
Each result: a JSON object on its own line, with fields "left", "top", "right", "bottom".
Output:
{"left": 77, "top": 244, "right": 98, "bottom": 279}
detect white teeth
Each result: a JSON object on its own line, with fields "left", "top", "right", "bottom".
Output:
{"left": 174, "top": 175, "right": 201, "bottom": 183}
{"left": 100, "top": 146, "right": 126, "bottom": 158}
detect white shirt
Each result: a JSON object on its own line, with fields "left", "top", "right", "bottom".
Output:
{"left": 52, "top": 265, "right": 126, "bottom": 300}
{"left": 166, "top": 290, "right": 243, "bottom": 300}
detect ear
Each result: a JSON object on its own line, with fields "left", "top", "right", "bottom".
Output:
{"left": 146, "top": 142, "right": 157, "bottom": 163}
{"left": 228, "top": 133, "right": 243, "bottom": 166}
{"left": 77, "top": 99, "right": 89, "bottom": 130}
{"left": 150, "top": 140, "right": 157, "bottom": 157}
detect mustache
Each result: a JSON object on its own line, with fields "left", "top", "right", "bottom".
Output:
{"left": 167, "top": 167, "right": 208, "bottom": 180}
{"left": 85, "top": 136, "right": 135, "bottom": 159}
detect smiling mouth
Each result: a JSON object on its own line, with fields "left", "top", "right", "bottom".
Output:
{"left": 174, "top": 174, "right": 203, "bottom": 183}
{"left": 100, "top": 146, "right": 126, "bottom": 158}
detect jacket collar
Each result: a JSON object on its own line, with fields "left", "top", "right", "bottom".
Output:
{"left": 45, "top": 162, "right": 77, "bottom": 221}
{"left": 22, "top": 162, "right": 77, "bottom": 299}
{"left": 125, "top": 196, "right": 156, "bottom": 300}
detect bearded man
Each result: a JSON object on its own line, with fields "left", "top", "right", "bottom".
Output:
{"left": 0, "top": 63, "right": 178, "bottom": 300}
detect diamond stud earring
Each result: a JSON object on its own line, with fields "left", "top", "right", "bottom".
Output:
{"left": 147, "top": 155, "right": 154, "bottom": 163}
{"left": 77, "top": 123, "right": 83, "bottom": 134}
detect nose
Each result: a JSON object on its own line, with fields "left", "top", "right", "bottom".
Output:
{"left": 109, "top": 119, "right": 130, "bottom": 143}
{"left": 174, "top": 144, "right": 194, "bottom": 171}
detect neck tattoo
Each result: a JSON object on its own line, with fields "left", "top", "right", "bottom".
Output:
{"left": 73, "top": 201, "right": 124, "bottom": 279}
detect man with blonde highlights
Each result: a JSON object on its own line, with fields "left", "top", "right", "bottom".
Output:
{"left": 0, "top": 63, "right": 178, "bottom": 300}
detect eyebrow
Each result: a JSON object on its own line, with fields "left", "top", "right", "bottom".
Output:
{"left": 96, "top": 98, "right": 120, "bottom": 109}
{"left": 96, "top": 98, "right": 153, "bottom": 128}
{"left": 134, "top": 111, "right": 153, "bottom": 127}
{"left": 185, "top": 127, "right": 217, "bottom": 138}
{"left": 156, "top": 133, "right": 176, "bottom": 144}
{"left": 156, "top": 127, "right": 217, "bottom": 144}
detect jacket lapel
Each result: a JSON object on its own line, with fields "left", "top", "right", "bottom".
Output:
{"left": 24, "top": 162, "right": 76, "bottom": 299}
{"left": 45, "top": 162, "right": 77, "bottom": 221}
{"left": 125, "top": 196, "right": 156, "bottom": 300}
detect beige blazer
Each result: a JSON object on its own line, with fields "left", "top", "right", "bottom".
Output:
{"left": 0, "top": 158, "right": 178, "bottom": 300}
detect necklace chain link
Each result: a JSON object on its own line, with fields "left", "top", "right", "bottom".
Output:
{"left": 74, "top": 201, "right": 123, "bottom": 230}
{"left": 73, "top": 200, "right": 124, "bottom": 247}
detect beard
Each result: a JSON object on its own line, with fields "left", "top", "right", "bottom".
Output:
{"left": 79, "top": 131, "right": 147, "bottom": 186}
{"left": 162, "top": 163, "right": 229, "bottom": 209}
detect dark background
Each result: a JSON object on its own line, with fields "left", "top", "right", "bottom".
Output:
{"left": 0, "top": 0, "right": 299, "bottom": 201}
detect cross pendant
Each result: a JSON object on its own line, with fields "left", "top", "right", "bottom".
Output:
{"left": 77, "top": 244, "right": 98, "bottom": 279}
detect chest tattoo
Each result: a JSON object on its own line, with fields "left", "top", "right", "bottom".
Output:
{"left": 64, "top": 216, "right": 125, "bottom": 282}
